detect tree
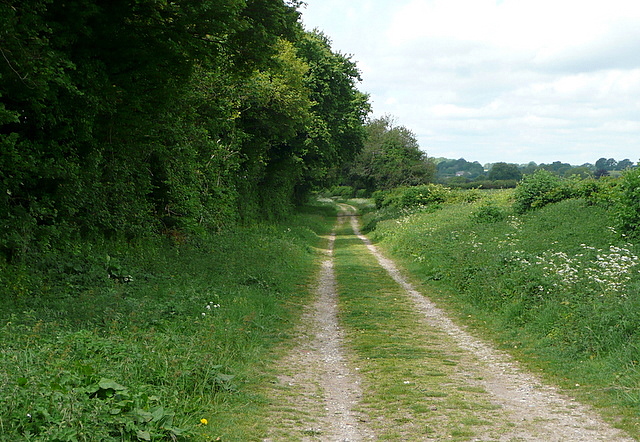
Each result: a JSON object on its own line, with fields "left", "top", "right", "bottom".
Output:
{"left": 566, "top": 166, "right": 592, "bottom": 179}
{"left": 342, "top": 116, "right": 435, "bottom": 193}
{"left": 595, "top": 157, "right": 618, "bottom": 171}
{"left": 487, "top": 162, "right": 522, "bottom": 181}
{"left": 436, "top": 158, "right": 485, "bottom": 180}
{"left": 291, "top": 31, "right": 370, "bottom": 199}
{"left": 0, "top": 0, "right": 336, "bottom": 257}
{"left": 521, "top": 162, "right": 539, "bottom": 175}
{"left": 617, "top": 159, "right": 634, "bottom": 170}
{"left": 541, "top": 161, "right": 573, "bottom": 176}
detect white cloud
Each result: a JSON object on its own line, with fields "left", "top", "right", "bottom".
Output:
{"left": 300, "top": 0, "right": 640, "bottom": 165}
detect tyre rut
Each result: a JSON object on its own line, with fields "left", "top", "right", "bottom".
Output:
{"left": 264, "top": 206, "right": 633, "bottom": 441}
{"left": 345, "top": 207, "right": 633, "bottom": 441}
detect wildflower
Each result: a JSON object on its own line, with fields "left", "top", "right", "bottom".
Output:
{"left": 200, "top": 418, "right": 208, "bottom": 425}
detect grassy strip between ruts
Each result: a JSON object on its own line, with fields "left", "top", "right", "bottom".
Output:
{"left": 332, "top": 215, "right": 520, "bottom": 441}
{"left": 0, "top": 203, "right": 336, "bottom": 441}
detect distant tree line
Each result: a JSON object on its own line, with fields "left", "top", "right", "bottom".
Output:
{"left": 436, "top": 157, "right": 637, "bottom": 188}
{"left": 0, "top": 1, "right": 370, "bottom": 261}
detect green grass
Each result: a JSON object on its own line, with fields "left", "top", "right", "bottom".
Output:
{"left": 332, "top": 217, "right": 513, "bottom": 441}
{"left": 370, "top": 192, "right": 640, "bottom": 438}
{"left": 7, "top": 190, "right": 640, "bottom": 439}
{"left": 0, "top": 202, "right": 336, "bottom": 441}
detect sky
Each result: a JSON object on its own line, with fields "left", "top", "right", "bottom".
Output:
{"left": 298, "top": 0, "right": 640, "bottom": 166}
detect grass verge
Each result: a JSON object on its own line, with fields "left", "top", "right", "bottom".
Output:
{"left": 370, "top": 193, "right": 640, "bottom": 438}
{"left": 0, "top": 202, "right": 336, "bottom": 441}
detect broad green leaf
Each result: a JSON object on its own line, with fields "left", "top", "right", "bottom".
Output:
{"left": 136, "top": 430, "right": 151, "bottom": 441}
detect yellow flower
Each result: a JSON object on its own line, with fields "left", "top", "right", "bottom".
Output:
{"left": 200, "top": 418, "right": 208, "bottom": 425}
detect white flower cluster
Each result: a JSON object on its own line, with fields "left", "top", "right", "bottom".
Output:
{"left": 536, "top": 251, "right": 581, "bottom": 285}
{"left": 507, "top": 216, "right": 523, "bottom": 230}
{"left": 582, "top": 244, "right": 639, "bottom": 295}
{"left": 469, "top": 232, "right": 483, "bottom": 250}
{"left": 532, "top": 243, "right": 639, "bottom": 297}
{"left": 496, "top": 217, "right": 523, "bottom": 249}
{"left": 506, "top": 250, "right": 531, "bottom": 265}
{"left": 202, "top": 301, "right": 220, "bottom": 317}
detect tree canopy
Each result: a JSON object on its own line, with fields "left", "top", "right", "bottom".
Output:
{"left": 437, "top": 158, "right": 485, "bottom": 179}
{"left": 341, "top": 116, "right": 436, "bottom": 194}
{"left": 0, "top": 1, "right": 370, "bottom": 260}
{"left": 487, "top": 162, "right": 522, "bottom": 181}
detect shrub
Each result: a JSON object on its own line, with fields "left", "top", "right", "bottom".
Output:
{"left": 449, "top": 188, "right": 483, "bottom": 203}
{"left": 328, "top": 186, "right": 355, "bottom": 199}
{"left": 355, "top": 188, "right": 369, "bottom": 198}
{"left": 372, "top": 190, "right": 388, "bottom": 209}
{"left": 615, "top": 168, "right": 640, "bottom": 238}
{"left": 576, "top": 177, "right": 619, "bottom": 207}
{"left": 462, "top": 179, "right": 518, "bottom": 190}
{"left": 513, "top": 169, "right": 562, "bottom": 213}
{"left": 379, "top": 184, "right": 451, "bottom": 210}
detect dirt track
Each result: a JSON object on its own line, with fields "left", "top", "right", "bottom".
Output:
{"left": 263, "top": 207, "right": 633, "bottom": 441}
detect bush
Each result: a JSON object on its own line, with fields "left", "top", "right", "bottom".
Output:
{"left": 378, "top": 184, "right": 451, "bottom": 210}
{"left": 578, "top": 178, "right": 618, "bottom": 207}
{"left": 372, "top": 190, "right": 388, "bottom": 209}
{"left": 513, "top": 170, "right": 562, "bottom": 213}
{"left": 449, "top": 188, "right": 483, "bottom": 203}
{"left": 329, "top": 186, "right": 355, "bottom": 199}
{"left": 615, "top": 168, "right": 640, "bottom": 237}
{"left": 355, "top": 188, "right": 369, "bottom": 198}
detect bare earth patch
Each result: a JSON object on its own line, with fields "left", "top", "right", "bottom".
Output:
{"left": 264, "top": 208, "right": 633, "bottom": 441}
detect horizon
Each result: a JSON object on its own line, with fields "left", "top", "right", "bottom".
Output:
{"left": 433, "top": 156, "right": 637, "bottom": 168}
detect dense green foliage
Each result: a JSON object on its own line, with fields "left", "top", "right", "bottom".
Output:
{"left": 340, "top": 116, "right": 436, "bottom": 195}
{"left": 596, "top": 157, "right": 634, "bottom": 173}
{"left": 513, "top": 169, "right": 564, "bottom": 213}
{"left": 366, "top": 176, "right": 640, "bottom": 435}
{"left": 436, "top": 158, "right": 485, "bottom": 180}
{"left": 373, "top": 184, "right": 452, "bottom": 210}
{"left": 0, "top": 1, "right": 369, "bottom": 261}
{"left": 0, "top": 4, "right": 369, "bottom": 437}
{"left": 486, "top": 162, "right": 522, "bottom": 181}
{"left": 0, "top": 202, "right": 335, "bottom": 440}
{"left": 615, "top": 168, "right": 640, "bottom": 238}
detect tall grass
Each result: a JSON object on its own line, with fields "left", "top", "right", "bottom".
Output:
{"left": 0, "top": 203, "right": 335, "bottom": 440}
{"left": 371, "top": 191, "right": 640, "bottom": 436}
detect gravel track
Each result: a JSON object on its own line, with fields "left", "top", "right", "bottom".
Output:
{"left": 264, "top": 207, "right": 633, "bottom": 441}
{"left": 348, "top": 210, "right": 633, "bottom": 441}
